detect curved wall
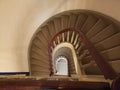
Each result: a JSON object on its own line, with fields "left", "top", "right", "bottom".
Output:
{"left": 0, "top": 0, "right": 120, "bottom": 72}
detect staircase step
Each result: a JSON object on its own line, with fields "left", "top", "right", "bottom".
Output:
{"left": 47, "top": 21, "right": 56, "bottom": 37}
{"left": 81, "top": 15, "right": 98, "bottom": 34}
{"left": 41, "top": 26, "right": 51, "bottom": 42}
{"left": 32, "top": 39, "right": 48, "bottom": 53}
{"left": 101, "top": 46, "right": 120, "bottom": 61}
{"left": 31, "top": 48, "right": 48, "bottom": 57}
{"left": 90, "top": 24, "right": 119, "bottom": 44}
{"left": 54, "top": 17, "right": 62, "bottom": 32}
{"left": 36, "top": 32, "right": 48, "bottom": 47}
{"left": 75, "top": 14, "right": 88, "bottom": 30}
{"left": 31, "top": 58, "right": 49, "bottom": 65}
{"left": 95, "top": 32, "right": 120, "bottom": 51}
{"left": 68, "top": 14, "right": 78, "bottom": 28}
{"left": 86, "top": 19, "right": 107, "bottom": 38}
{"left": 31, "top": 63, "right": 50, "bottom": 69}
{"left": 61, "top": 15, "right": 69, "bottom": 29}
{"left": 31, "top": 52, "right": 48, "bottom": 62}
{"left": 31, "top": 66, "right": 50, "bottom": 72}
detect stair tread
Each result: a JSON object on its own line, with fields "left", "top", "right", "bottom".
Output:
{"left": 54, "top": 17, "right": 62, "bottom": 32}
{"left": 90, "top": 24, "right": 118, "bottom": 44}
{"left": 80, "top": 15, "right": 98, "bottom": 34}
{"left": 95, "top": 32, "right": 120, "bottom": 51}
{"left": 86, "top": 19, "right": 107, "bottom": 38}
{"left": 75, "top": 14, "right": 88, "bottom": 30}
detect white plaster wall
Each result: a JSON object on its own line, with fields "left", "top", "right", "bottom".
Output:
{"left": 0, "top": 0, "right": 120, "bottom": 72}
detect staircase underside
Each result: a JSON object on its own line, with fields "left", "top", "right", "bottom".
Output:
{"left": 29, "top": 10, "right": 120, "bottom": 78}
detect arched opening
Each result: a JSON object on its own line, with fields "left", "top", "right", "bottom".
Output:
{"left": 54, "top": 56, "right": 68, "bottom": 75}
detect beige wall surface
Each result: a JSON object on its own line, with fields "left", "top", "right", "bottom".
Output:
{"left": 0, "top": 0, "right": 120, "bottom": 72}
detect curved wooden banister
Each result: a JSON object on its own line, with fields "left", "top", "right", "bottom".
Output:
{"left": 78, "top": 29, "right": 118, "bottom": 79}
{"left": 48, "top": 29, "right": 80, "bottom": 75}
{"left": 48, "top": 28, "right": 118, "bottom": 79}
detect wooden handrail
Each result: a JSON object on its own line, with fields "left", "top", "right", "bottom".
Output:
{"left": 48, "top": 28, "right": 118, "bottom": 79}
{"left": 79, "top": 29, "right": 118, "bottom": 79}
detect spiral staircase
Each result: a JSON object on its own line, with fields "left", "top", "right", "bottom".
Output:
{"left": 29, "top": 10, "right": 120, "bottom": 81}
